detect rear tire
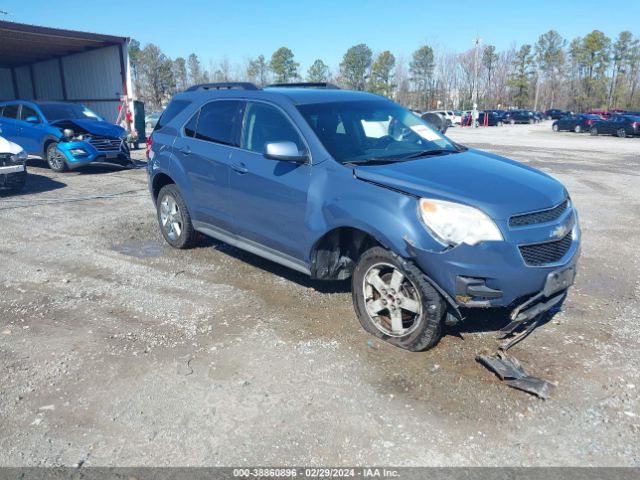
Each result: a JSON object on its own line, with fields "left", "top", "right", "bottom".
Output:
{"left": 574, "top": 125, "right": 581, "bottom": 133}
{"left": 590, "top": 127, "right": 598, "bottom": 136}
{"left": 156, "top": 184, "right": 199, "bottom": 249}
{"left": 510, "top": 119, "right": 515, "bottom": 125}
{"left": 352, "top": 246, "right": 445, "bottom": 352}
{"left": 46, "top": 142, "right": 68, "bottom": 172}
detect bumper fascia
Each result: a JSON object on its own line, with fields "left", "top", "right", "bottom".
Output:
{"left": 58, "top": 141, "right": 131, "bottom": 169}
{"left": 412, "top": 224, "right": 581, "bottom": 309}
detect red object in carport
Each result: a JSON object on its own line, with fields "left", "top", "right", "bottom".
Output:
{"left": 146, "top": 135, "right": 153, "bottom": 160}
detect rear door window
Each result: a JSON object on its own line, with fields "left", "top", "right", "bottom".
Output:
{"left": 195, "top": 100, "right": 242, "bottom": 146}
{"left": 1, "top": 104, "right": 19, "bottom": 119}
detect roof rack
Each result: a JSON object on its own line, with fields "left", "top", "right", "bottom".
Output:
{"left": 266, "top": 82, "right": 340, "bottom": 90}
{"left": 185, "top": 82, "right": 258, "bottom": 92}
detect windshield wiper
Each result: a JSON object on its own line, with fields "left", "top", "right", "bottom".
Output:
{"left": 400, "top": 148, "right": 459, "bottom": 160}
{"left": 344, "top": 157, "right": 406, "bottom": 165}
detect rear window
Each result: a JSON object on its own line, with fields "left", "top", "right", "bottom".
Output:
{"left": 156, "top": 99, "right": 191, "bottom": 130}
{"left": 1, "top": 104, "right": 18, "bottom": 119}
{"left": 194, "top": 100, "right": 242, "bottom": 146}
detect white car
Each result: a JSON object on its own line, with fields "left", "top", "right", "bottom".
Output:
{"left": 427, "top": 110, "right": 460, "bottom": 126}
{"left": 0, "top": 135, "right": 28, "bottom": 191}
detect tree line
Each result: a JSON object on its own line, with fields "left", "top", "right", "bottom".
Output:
{"left": 129, "top": 29, "right": 640, "bottom": 113}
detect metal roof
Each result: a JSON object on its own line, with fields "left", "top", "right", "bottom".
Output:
{"left": 0, "top": 20, "right": 128, "bottom": 68}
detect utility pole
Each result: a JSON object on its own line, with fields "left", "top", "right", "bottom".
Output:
{"left": 472, "top": 37, "right": 481, "bottom": 127}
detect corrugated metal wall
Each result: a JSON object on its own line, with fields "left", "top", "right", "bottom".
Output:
{"left": 14, "top": 65, "right": 33, "bottom": 99}
{"left": 0, "top": 68, "right": 14, "bottom": 98}
{"left": 33, "top": 59, "right": 63, "bottom": 99}
{"left": 63, "top": 45, "right": 123, "bottom": 101}
{"left": 0, "top": 44, "right": 127, "bottom": 123}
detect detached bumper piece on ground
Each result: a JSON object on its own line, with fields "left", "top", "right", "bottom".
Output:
{"left": 477, "top": 351, "right": 556, "bottom": 400}
{"left": 475, "top": 291, "right": 566, "bottom": 400}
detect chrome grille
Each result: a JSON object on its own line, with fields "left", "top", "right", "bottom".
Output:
{"left": 519, "top": 231, "right": 573, "bottom": 266}
{"left": 88, "top": 136, "right": 123, "bottom": 152}
{"left": 509, "top": 199, "right": 569, "bottom": 227}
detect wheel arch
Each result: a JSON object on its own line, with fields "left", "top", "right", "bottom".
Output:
{"left": 309, "top": 226, "right": 384, "bottom": 281}
{"left": 151, "top": 172, "right": 176, "bottom": 203}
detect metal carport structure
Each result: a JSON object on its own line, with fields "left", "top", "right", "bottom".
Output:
{"left": 0, "top": 20, "right": 131, "bottom": 123}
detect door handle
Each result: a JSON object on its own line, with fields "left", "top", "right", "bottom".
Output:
{"left": 179, "top": 146, "right": 191, "bottom": 155}
{"left": 231, "top": 162, "right": 248, "bottom": 174}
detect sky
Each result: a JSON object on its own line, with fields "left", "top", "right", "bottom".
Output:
{"left": 2, "top": 0, "right": 639, "bottom": 72}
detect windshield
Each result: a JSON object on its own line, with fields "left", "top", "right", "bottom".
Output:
{"left": 297, "top": 100, "right": 457, "bottom": 164}
{"left": 39, "top": 103, "right": 103, "bottom": 123}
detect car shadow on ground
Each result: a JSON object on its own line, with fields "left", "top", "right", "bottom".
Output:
{"left": 0, "top": 172, "right": 67, "bottom": 197}
{"left": 447, "top": 306, "right": 557, "bottom": 339}
{"left": 199, "top": 236, "right": 351, "bottom": 294}
{"left": 28, "top": 158, "right": 146, "bottom": 175}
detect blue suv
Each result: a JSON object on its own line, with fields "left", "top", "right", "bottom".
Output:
{"left": 0, "top": 101, "right": 131, "bottom": 172}
{"left": 147, "top": 82, "right": 580, "bottom": 351}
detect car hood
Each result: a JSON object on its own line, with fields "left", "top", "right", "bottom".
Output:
{"left": 353, "top": 149, "right": 566, "bottom": 220}
{"left": 51, "top": 118, "right": 125, "bottom": 138}
{"left": 0, "top": 135, "right": 23, "bottom": 154}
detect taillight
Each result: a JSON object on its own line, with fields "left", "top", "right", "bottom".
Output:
{"left": 586, "top": 119, "right": 593, "bottom": 125}
{"left": 146, "top": 134, "right": 153, "bottom": 160}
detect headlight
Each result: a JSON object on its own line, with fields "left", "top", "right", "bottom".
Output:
{"left": 11, "top": 150, "right": 28, "bottom": 163}
{"left": 63, "top": 128, "right": 74, "bottom": 139}
{"left": 419, "top": 198, "right": 503, "bottom": 246}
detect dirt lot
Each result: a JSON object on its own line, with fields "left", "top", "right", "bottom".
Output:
{"left": 1, "top": 123, "right": 639, "bottom": 466}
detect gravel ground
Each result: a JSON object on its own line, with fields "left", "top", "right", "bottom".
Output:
{"left": 0, "top": 122, "right": 638, "bottom": 466}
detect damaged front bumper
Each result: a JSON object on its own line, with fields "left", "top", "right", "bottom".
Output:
{"left": 413, "top": 226, "right": 579, "bottom": 308}
{"left": 409, "top": 215, "right": 580, "bottom": 325}
{"left": 58, "top": 140, "right": 132, "bottom": 170}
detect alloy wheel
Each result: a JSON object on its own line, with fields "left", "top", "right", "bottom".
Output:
{"left": 159, "top": 194, "right": 183, "bottom": 241}
{"left": 47, "top": 145, "right": 65, "bottom": 170}
{"left": 617, "top": 128, "right": 626, "bottom": 138}
{"left": 362, "top": 262, "right": 422, "bottom": 337}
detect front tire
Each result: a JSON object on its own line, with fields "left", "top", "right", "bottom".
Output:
{"left": 352, "top": 247, "right": 445, "bottom": 352}
{"left": 46, "top": 142, "right": 68, "bottom": 172}
{"left": 552, "top": 124, "right": 559, "bottom": 132}
{"left": 156, "top": 184, "right": 198, "bottom": 249}
{"left": 617, "top": 128, "right": 627, "bottom": 138}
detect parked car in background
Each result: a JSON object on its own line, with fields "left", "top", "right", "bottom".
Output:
{"left": 147, "top": 82, "right": 580, "bottom": 352}
{"left": 544, "top": 109, "right": 571, "bottom": 120}
{"left": 427, "top": 110, "right": 457, "bottom": 127}
{"left": 590, "top": 114, "right": 640, "bottom": 137}
{"left": 0, "top": 135, "right": 27, "bottom": 192}
{"left": 477, "top": 111, "right": 504, "bottom": 126}
{"left": 145, "top": 111, "right": 161, "bottom": 129}
{"left": 585, "top": 109, "right": 612, "bottom": 120}
{"left": 421, "top": 112, "right": 448, "bottom": 133}
{"left": 504, "top": 110, "right": 538, "bottom": 124}
{"left": 0, "top": 101, "right": 132, "bottom": 172}
{"left": 552, "top": 114, "right": 600, "bottom": 133}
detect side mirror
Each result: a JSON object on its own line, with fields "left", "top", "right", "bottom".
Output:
{"left": 25, "top": 116, "right": 39, "bottom": 124}
{"left": 264, "top": 141, "right": 308, "bottom": 163}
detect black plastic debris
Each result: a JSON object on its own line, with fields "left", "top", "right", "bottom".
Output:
{"left": 476, "top": 351, "right": 556, "bottom": 399}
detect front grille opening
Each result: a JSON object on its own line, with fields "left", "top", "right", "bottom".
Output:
{"left": 509, "top": 199, "right": 568, "bottom": 227}
{"left": 519, "top": 231, "right": 573, "bottom": 266}
{"left": 88, "top": 136, "right": 123, "bottom": 152}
